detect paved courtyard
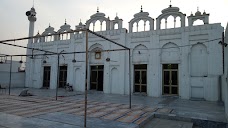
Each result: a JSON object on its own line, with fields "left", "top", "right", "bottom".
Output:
{"left": 0, "top": 88, "right": 227, "bottom": 128}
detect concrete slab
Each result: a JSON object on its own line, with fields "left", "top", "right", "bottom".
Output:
{"left": 0, "top": 112, "right": 80, "bottom": 128}
{"left": 35, "top": 112, "right": 138, "bottom": 128}
{"left": 0, "top": 88, "right": 226, "bottom": 128}
{"left": 142, "top": 118, "right": 193, "bottom": 128}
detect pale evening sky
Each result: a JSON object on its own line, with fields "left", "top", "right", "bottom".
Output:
{"left": 0, "top": 0, "right": 228, "bottom": 59}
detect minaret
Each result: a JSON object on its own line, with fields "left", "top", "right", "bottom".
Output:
{"left": 25, "top": 7, "right": 36, "bottom": 88}
{"left": 26, "top": 7, "right": 37, "bottom": 45}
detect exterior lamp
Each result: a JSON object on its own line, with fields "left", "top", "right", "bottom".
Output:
{"left": 43, "top": 55, "right": 48, "bottom": 64}
{"left": 19, "top": 56, "right": 23, "bottom": 63}
{"left": 72, "top": 59, "right": 76, "bottom": 63}
{"left": 72, "top": 52, "right": 76, "bottom": 63}
{"left": 106, "top": 58, "right": 110, "bottom": 62}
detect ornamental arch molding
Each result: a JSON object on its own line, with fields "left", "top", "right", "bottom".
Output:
{"left": 129, "top": 7, "right": 154, "bottom": 33}
{"left": 161, "top": 42, "right": 180, "bottom": 63}
{"left": 86, "top": 10, "right": 110, "bottom": 31}
{"left": 190, "top": 43, "right": 208, "bottom": 76}
{"left": 156, "top": 6, "right": 186, "bottom": 30}
{"left": 89, "top": 43, "right": 104, "bottom": 64}
{"left": 132, "top": 44, "right": 149, "bottom": 64}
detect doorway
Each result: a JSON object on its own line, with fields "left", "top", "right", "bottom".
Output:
{"left": 134, "top": 64, "right": 147, "bottom": 93}
{"left": 90, "top": 65, "right": 104, "bottom": 91}
{"left": 163, "top": 64, "right": 178, "bottom": 95}
{"left": 59, "top": 66, "right": 67, "bottom": 88}
{"left": 43, "top": 66, "right": 51, "bottom": 88}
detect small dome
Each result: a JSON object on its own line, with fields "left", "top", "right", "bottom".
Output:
{"left": 161, "top": 6, "right": 180, "bottom": 14}
{"left": 45, "top": 25, "right": 54, "bottom": 32}
{"left": 60, "top": 20, "right": 71, "bottom": 30}
{"left": 115, "top": 16, "right": 119, "bottom": 20}
{"left": 134, "top": 12, "right": 149, "bottom": 18}
{"left": 60, "top": 23, "right": 71, "bottom": 29}
{"left": 195, "top": 10, "right": 201, "bottom": 16}
{"left": 91, "top": 12, "right": 105, "bottom": 18}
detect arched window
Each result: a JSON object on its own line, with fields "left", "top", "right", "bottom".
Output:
{"left": 114, "top": 23, "right": 118, "bottom": 29}
{"left": 161, "top": 19, "right": 166, "bottom": 29}
{"left": 167, "top": 16, "right": 175, "bottom": 29}
{"left": 45, "top": 33, "right": 54, "bottom": 42}
{"left": 133, "top": 22, "right": 137, "bottom": 32}
{"left": 193, "top": 19, "right": 204, "bottom": 26}
{"left": 138, "top": 20, "right": 144, "bottom": 32}
{"left": 145, "top": 21, "right": 150, "bottom": 31}
{"left": 175, "top": 17, "right": 181, "bottom": 28}
{"left": 60, "top": 31, "right": 70, "bottom": 40}
{"left": 89, "top": 23, "right": 94, "bottom": 31}
{"left": 94, "top": 20, "right": 101, "bottom": 32}
{"left": 101, "top": 21, "right": 106, "bottom": 31}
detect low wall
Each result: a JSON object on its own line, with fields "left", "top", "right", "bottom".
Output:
{"left": 0, "top": 72, "right": 25, "bottom": 88}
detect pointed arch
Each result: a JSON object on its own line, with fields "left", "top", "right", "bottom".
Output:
{"left": 190, "top": 43, "right": 208, "bottom": 76}
{"left": 133, "top": 44, "right": 149, "bottom": 63}
{"left": 161, "top": 42, "right": 180, "bottom": 63}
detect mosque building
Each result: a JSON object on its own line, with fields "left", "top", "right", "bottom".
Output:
{"left": 25, "top": 4, "right": 224, "bottom": 101}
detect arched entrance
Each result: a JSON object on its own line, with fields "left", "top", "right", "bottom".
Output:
{"left": 161, "top": 43, "right": 180, "bottom": 95}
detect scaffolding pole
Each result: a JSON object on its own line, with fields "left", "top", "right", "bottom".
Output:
{"left": 8, "top": 56, "right": 12, "bottom": 95}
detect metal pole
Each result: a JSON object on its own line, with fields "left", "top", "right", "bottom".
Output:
{"left": 128, "top": 50, "right": 131, "bottom": 109}
{"left": 56, "top": 54, "right": 60, "bottom": 100}
{"left": 84, "top": 31, "right": 89, "bottom": 128}
{"left": 222, "top": 32, "right": 225, "bottom": 74}
{"left": 9, "top": 56, "right": 12, "bottom": 95}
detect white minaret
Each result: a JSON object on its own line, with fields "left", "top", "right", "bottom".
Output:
{"left": 26, "top": 7, "right": 36, "bottom": 46}
{"left": 25, "top": 7, "right": 36, "bottom": 88}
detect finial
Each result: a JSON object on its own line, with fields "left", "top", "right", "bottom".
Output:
{"left": 169, "top": 0, "right": 172, "bottom": 7}
{"left": 65, "top": 19, "right": 67, "bottom": 25}
{"left": 97, "top": 7, "right": 99, "bottom": 13}
{"left": 203, "top": 10, "right": 206, "bottom": 14}
{"left": 49, "top": 23, "right": 51, "bottom": 27}
{"left": 116, "top": 13, "right": 118, "bottom": 17}
{"left": 80, "top": 19, "right": 82, "bottom": 23}
{"left": 197, "top": 7, "right": 199, "bottom": 11}
{"left": 37, "top": 31, "right": 39, "bottom": 34}
{"left": 140, "top": 5, "right": 143, "bottom": 12}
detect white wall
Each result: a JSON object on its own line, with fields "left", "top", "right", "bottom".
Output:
{"left": 0, "top": 72, "right": 25, "bottom": 88}
{"left": 26, "top": 23, "right": 223, "bottom": 102}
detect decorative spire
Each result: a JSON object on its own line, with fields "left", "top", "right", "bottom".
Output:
{"left": 49, "top": 23, "right": 51, "bottom": 27}
{"left": 80, "top": 19, "right": 82, "bottom": 23}
{"left": 197, "top": 6, "right": 199, "bottom": 11}
{"left": 203, "top": 10, "right": 206, "bottom": 14}
{"left": 169, "top": 0, "right": 172, "bottom": 7}
{"left": 116, "top": 13, "right": 118, "bottom": 17}
{"left": 140, "top": 5, "right": 143, "bottom": 12}
{"left": 65, "top": 19, "right": 67, "bottom": 25}
{"left": 97, "top": 7, "right": 99, "bottom": 13}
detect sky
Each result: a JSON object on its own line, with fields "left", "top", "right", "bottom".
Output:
{"left": 0, "top": 0, "right": 228, "bottom": 60}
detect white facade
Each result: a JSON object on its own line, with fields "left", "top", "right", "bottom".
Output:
{"left": 25, "top": 6, "right": 224, "bottom": 101}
